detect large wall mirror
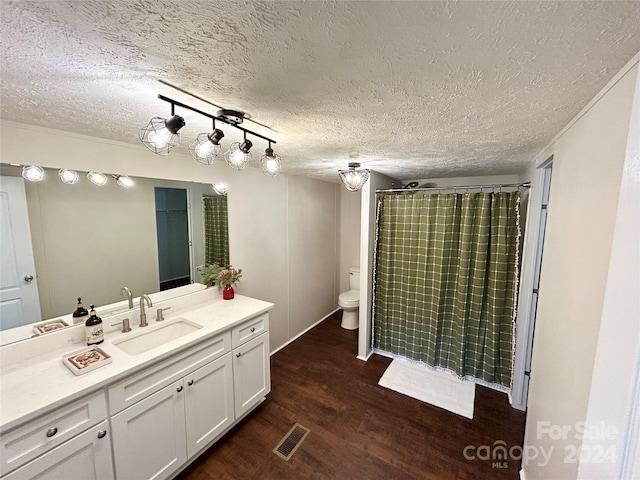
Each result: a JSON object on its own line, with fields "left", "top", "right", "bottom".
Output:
{"left": 0, "top": 164, "right": 229, "bottom": 345}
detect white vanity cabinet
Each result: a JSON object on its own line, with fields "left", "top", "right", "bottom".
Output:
{"left": 233, "top": 333, "right": 271, "bottom": 418}
{"left": 109, "top": 313, "right": 269, "bottom": 480}
{"left": 0, "top": 299, "right": 273, "bottom": 480}
{"left": 109, "top": 333, "right": 234, "bottom": 480}
{"left": 3, "top": 421, "right": 114, "bottom": 480}
{"left": 0, "top": 391, "right": 113, "bottom": 480}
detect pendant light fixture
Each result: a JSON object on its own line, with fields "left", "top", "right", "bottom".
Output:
{"left": 189, "top": 119, "right": 225, "bottom": 165}
{"left": 226, "top": 133, "right": 253, "bottom": 170}
{"left": 338, "top": 163, "right": 370, "bottom": 192}
{"left": 260, "top": 142, "right": 282, "bottom": 177}
{"left": 212, "top": 183, "right": 228, "bottom": 196}
{"left": 87, "top": 171, "right": 108, "bottom": 186}
{"left": 58, "top": 168, "right": 79, "bottom": 184}
{"left": 22, "top": 165, "right": 45, "bottom": 182}
{"left": 113, "top": 175, "right": 135, "bottom": 188}
{"left": 139, "top": 100, "right": 186, "bottom": 155}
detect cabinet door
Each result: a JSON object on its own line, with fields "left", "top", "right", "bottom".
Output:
{"left": 3, "top": 420, "right": 114, "bottom": 480}
{"left": 184, "top": 353, "right": 234, "bottom": 457}
{"left": 111, "top": 379, "right": 187, "bottom": 480}
{"left": 232, "top": 332, "right": 271, "bottom": 418}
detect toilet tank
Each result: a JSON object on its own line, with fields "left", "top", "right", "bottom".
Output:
{"left": 349, "top": 267, "right": 360, "bottom": 291}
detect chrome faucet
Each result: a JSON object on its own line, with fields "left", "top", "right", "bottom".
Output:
{"left": 120, "top": 286, "right": 133, "bottom": 309}
{"left": 139, "top": 294, "right": 153, "bottom": 327}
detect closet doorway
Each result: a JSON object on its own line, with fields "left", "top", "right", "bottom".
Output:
{"left": 154, "top": 187, "right": 193, "bottom": 291}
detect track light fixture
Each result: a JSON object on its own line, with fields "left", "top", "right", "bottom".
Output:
{"left": 87, "top": 171, "right": 108, "bottom": 186}
{"left": 338, "top": 162, "right": 370, "bottom": 192}
{"left": 58, "top": 168, "right": 79, "bottom": 184}
{"left": 226, "top": 133, "right": 253, "bottom": 171}
{"left": 22, "top": 165, "right": 45, "bottom": 182}
{"left": 261, "top": 142, "right": 282, "bottom": 177}
{"left": 140, "top": 94, "right": 280, "bottom": 174}
{"left": 212, "top": 183, "right": 228, "bottom": 196}
{"left": 113, "top": 175, "right": 135, "bottom": 188}
{"left": 189, "top": 119, "right": 225, "bottom": 165}
{"left": 139, "top": 99, "right": 186, "bottom": 155}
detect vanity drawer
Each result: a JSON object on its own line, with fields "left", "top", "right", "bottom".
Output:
{"left": 108, "top": 331, "right": 230, "bottom": 414}
{"left": 0, "top": 390, "right": 107, "bottom": 476}
{"left": 231, "top": 314, "right": 269, "bottom": 348}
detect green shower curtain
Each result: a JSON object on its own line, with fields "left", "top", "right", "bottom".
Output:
{"left": 203, "top": 195, "right": 229, "bottom": 267}
{"left": 373, "top": 191, "right": 521, "bottom": 389}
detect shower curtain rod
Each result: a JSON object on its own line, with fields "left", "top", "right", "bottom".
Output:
{"left": 376, "top": 181, "right": 531, "bottom": 195}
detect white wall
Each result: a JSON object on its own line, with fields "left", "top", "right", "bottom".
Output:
{"left": 522, "top": 62, "right": 638, "bottom": 479}
{"left": 578, "top": 62, "right": 640, "bottom": 480}
{"left": 287, "top": 175, "right": 340, "bottom": 345}
{"left": 0, "top": 120, "right": 340, "bottom": 353}
{"left": 338, "top": 188, "right": 361, "bottom": 294}
{"left": 357, "top": 171, "right": 398, "bottom": 360}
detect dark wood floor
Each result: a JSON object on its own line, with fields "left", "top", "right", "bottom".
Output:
{"left": 177, "top": 311, "right": 526, "bottom": 480}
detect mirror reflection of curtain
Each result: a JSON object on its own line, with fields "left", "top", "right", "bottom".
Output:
{"left": 203, "top": 195, "right": 229, "bottom": 266}
{"left": 373, "top": 191, "right": 521, "bottom": 389}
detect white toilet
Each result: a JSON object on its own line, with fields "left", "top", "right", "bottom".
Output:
{"left": 338, "top": 267, "right": 360, "bottom": 330}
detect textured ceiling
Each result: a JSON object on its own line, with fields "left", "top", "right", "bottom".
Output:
{"left": 1, "top": 1, "right": 639, "bottom": 182}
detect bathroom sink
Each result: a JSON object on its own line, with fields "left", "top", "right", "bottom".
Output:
{"left": 113, "top": 319, "right": 203, "bottom": 355}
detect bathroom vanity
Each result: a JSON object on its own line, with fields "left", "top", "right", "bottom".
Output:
{"left": 0, "top": 289, "right": 273, "bottom": 480}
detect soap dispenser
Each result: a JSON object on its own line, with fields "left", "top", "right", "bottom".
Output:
{"left": 85, "top": 305, "right": 104, "bottom": 346}
{"left": 72, "top": 297, "right": 89, "bottom": 325}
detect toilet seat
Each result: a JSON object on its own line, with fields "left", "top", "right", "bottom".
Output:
{"left": 338, "top": 290, "right": 359, "bottom": 308}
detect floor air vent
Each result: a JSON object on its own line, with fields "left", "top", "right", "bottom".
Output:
{"left": 273, "top": 423, "right": 310, "bottom": 461}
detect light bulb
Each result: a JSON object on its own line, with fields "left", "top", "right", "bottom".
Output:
{"left": 212, "top": 183, "right": 228, "bottom": 195}
{"left": 147, "top": 127, "right": 172, "bottom": 148}
{"left": 58, "top": 169, "right": 79, "bottom": 184}
{"left": 115, "top": 175, "right": 134, "bottom": 188}
{"left": 22, "top": 165, "right": 45, "bottom": 182}
{"left": 87, "top": 171, "right": 108, "bottom": 186}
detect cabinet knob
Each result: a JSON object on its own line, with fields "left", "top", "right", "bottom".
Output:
{"left": 177, "top": 386, "right": 183, "bottom": 392}
{"left": 46, "top": 427, "right": 58, "bottom": 438}
{"left": 236, "top": 352, "right": 242, "bottom": 358}
{"left": 187, "top": 380, "right": 194, "bottom": 386}
{"left": 250, "top": 327, "right": 255, "bottom": 333}
{"left": 97, "top": 430, "right": 108, "bottom": 439}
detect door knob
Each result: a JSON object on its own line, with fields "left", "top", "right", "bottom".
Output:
{"left": 97, "top": 430, "right": 107, "bottom": 439}
{"left": 177, "top": 386, "right": 183, "bottom": 392}
{"left": 24, "top": 274, "right": 34, "bottom": 282}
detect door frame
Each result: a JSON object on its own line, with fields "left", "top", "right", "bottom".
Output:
{"left": 510, "top": 160, "right": 553, "bottom": 411}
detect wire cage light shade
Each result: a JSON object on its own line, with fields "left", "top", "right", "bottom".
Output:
{"left": 87, "top": 171, "right": 108, "bottom": 186}
{"left": 113, "top": 175, "right": 135, "bottom": 188}
{"left": 260, "top": 147, "right": 282, "bottom": 177}
{"left": 338, "top": 162, "right": 370, "bottom": 192}
{"left": 189, "top": 128, "right": 224, "bottom": 165}
{"left": 212, "top": 183, "right": 228, "bottom": 196}
{"left": 58, "top": 168, "right": 79, "bottom": 184}
{"left": 139, "top": 115, "right": 185, "bottom": 155}
{"left": 226, "top": 138, "right": 253, "bottom": 170}
{"left": 22, "top": 165, "right": 45, "bottom": 182}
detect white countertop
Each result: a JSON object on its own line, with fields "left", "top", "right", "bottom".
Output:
{"left": 0, "top": 291, "right": 273, "bottom": 432}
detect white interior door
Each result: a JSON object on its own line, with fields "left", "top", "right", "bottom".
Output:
{"left": 0, "top": 176, "right": 41, "bottom": 330}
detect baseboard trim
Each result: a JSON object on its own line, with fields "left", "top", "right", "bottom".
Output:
{"left": 270, "top": 308, "right": 340, "bottom": 356}
{"left": 356, "top": 350, "right": 373, "bottom": 362}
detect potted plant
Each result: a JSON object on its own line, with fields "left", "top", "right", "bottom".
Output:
{"left": 216, "top": 265, "right": 242, "bottom": 300}
{"left": 196, "top": 263, "right": 224, "bottom": 287}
